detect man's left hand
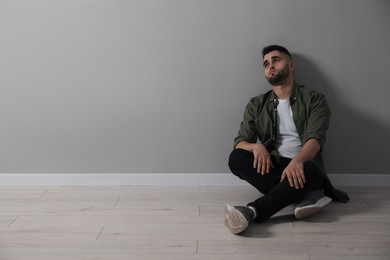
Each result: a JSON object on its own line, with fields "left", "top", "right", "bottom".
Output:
{"left": 281, "top": 160, "right": 306, "bottom": 189}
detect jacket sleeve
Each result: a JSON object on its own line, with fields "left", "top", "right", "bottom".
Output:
{"left": 233, "top": 98, "right": 259, "bottom": 148}
{"left": 303, "top": 93, "right": 331, "bottom": 150}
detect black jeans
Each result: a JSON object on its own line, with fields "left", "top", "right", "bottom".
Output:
{"left": 228, "top": 148, "right": 324, "bottom": 222}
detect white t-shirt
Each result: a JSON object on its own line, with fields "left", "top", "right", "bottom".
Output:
{"left": 274, "top": 99, "right": 302, "bottom": 158}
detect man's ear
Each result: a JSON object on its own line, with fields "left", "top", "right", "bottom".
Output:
{"left": 289, "top": 60, "right": 295, "bottom": 71}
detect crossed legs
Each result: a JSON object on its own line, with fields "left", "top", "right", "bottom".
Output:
{"left": 228, "top": 148, "right": 324, "bottom": 222}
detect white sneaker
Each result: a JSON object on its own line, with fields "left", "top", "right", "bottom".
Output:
{"left": 294, "top": 190, "right": 332, "bottom": 219}
{"left": 224, "top": 203, "right": 254, "bottom": 235}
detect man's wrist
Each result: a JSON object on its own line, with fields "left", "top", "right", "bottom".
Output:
{"left": 236, "top": 141, "right": 256, "bottom": 152}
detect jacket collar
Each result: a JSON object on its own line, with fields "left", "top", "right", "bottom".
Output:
{"left": 268, "top": 81, "right": 299, "bottom": 107}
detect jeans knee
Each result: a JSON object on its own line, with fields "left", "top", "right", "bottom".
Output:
{"left": 304, "top": 162, "right": 324, "bottom": 187}
{"left": 228, "top": 149, "right": 238, "bottom": 169}
{"left": 228, "top": 148, "right": 252, "bottom": 172}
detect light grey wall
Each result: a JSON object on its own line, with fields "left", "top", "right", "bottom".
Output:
{"left": 0, "top": 0, "right": 389, "bottom": 174}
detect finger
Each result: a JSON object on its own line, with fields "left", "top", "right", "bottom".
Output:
{"left": 298, "top": 172, "right": 305, "bottom": 188}
{"left": 266, "top": 159, "right": 272, "bottom": 173}
{"left": 253, "top": 155, "right": 258, "bottom": 169}
{"left": 292, "top": 172, "right": 300, "bottom": 189}
{"left": 301, "top": 171, "right": 306, "bottom": 183}
{"left": 297, "top": 175, "right": 304, "bottom": 188}
{"left": 293, "top": 174, "right": 300, "bottom": 189}
{"left": 295, "top": 172, "right": 305, "bottom": 189}
{"left": 265, "top": 162, "right": 269, "bottom": 174}
{"left": 257, "top": 159, "right": 263, "bottom": 174}
{"left": 261, "top": 160, "right": 267, "bottom": 175}
{"left": 256, "top": 159, "right": 261, "bottom": 173}
{"left": 297, "top": 174, "right": 304, "bottom": 189}
{"left": 280, "top": 172, "right": 286, "bottom": 182}
{"left": 287, "top": 173, "right": 294, "bottom": 187}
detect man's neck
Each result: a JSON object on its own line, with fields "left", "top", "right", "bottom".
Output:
{"left": 272, "top": 80, "right": 294, "bottom": 99}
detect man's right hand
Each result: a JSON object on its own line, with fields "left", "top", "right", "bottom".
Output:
{"left": 236, "top": 142, "right": 274, "bottom": 174}
{"left": 252, "top": 143, "right": 274, "bottom": 174}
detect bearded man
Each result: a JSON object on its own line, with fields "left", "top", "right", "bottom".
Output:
{"left": 225, "top": 45, "right": 349, "bottom": 235}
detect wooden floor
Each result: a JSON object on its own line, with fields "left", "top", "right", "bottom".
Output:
{"left": 0, "top": 185, "right": 389, "bottom": 260}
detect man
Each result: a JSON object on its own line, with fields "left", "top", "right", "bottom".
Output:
{"left": 225, "top": 45, "right": 349, "bottom": 235}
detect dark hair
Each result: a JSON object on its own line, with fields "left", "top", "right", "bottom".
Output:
{"left": 262, "top": 45, "right": 292, "bottom": 59}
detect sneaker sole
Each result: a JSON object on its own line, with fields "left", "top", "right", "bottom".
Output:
{"left": 294, "top": 196, "right": 332, "bottom": 219}
{"left": 224, "top": 203, "right": 248, "bottom": 235}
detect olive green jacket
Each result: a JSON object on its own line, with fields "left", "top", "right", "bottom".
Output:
{"left": 234, "top": 82, "right": 349, "bottom": 203}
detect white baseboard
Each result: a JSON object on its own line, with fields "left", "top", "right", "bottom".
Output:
{"left": 0, "top": 173, "right": 389, "bottom": 186}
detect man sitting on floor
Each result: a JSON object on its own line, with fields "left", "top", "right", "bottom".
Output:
{"left": 225, "top": 45, "right": 349, "bottom": 235}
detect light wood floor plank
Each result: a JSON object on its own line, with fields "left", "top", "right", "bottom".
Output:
{"left": 0, "top": 254, "right": 310, "bottom": 260}
{"left": 309, "top": 255, "right": 390, "bottom": 260}
{"left": 197, "top": 239, "right": 389, "bottom": 256}
{"left": 0, "top": 239, "right": 196, "bottom": 255}
{"left": 0, "top": 185, "right": 388, "bottom": 259}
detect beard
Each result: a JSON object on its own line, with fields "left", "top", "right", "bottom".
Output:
{"left": 266, "top": 64, "right": 290, "bottom": 86}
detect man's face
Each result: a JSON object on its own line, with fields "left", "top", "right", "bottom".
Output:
{"left": 263, "top": 50, "right": 294, "bottom": 86}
